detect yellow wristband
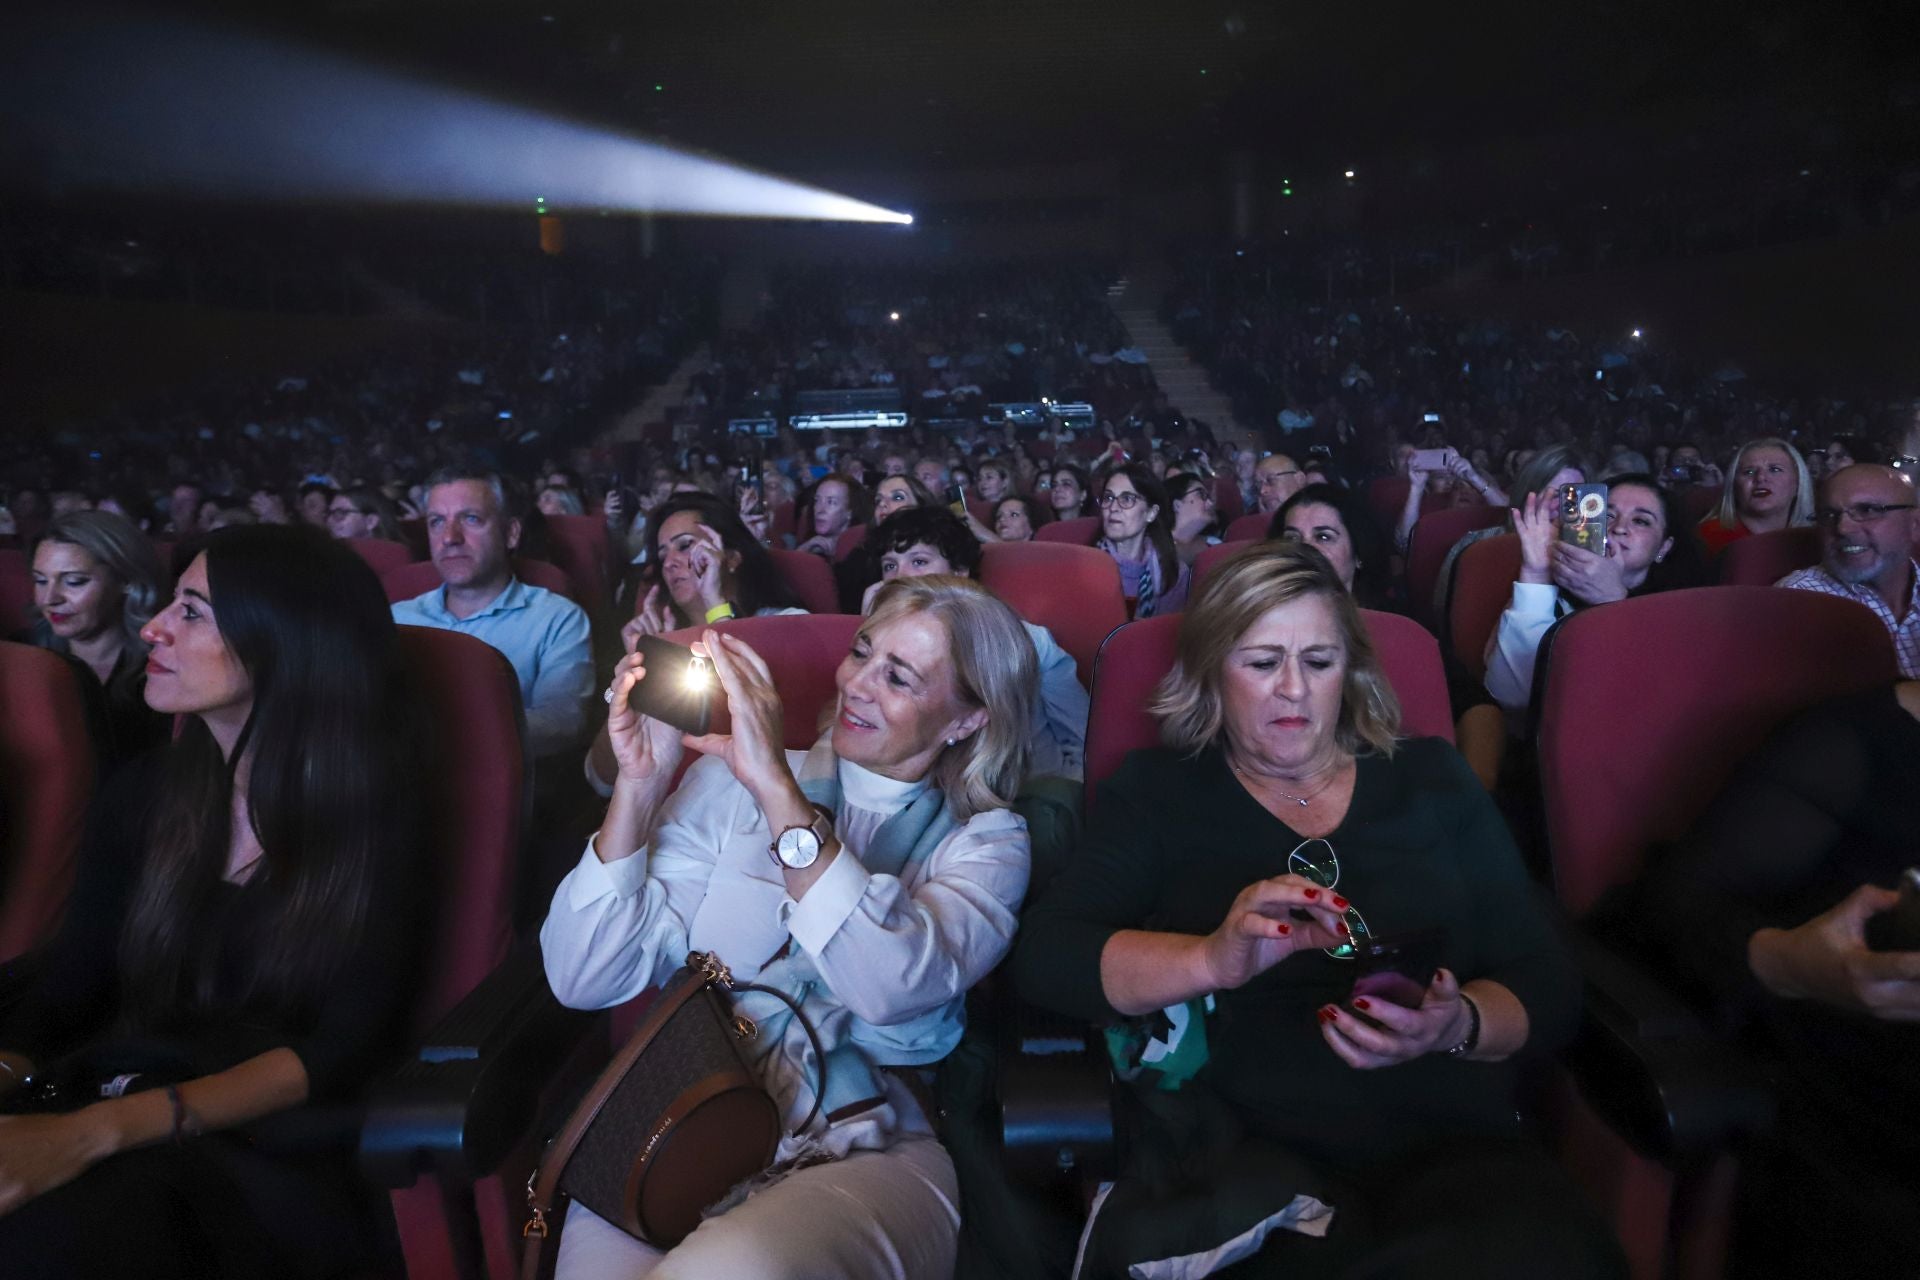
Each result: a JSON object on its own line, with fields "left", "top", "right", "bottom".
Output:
{"left": 704, "top": 602, "right": 737, "bottom": 623}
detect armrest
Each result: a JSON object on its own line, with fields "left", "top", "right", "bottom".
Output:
{"left": 358, "top": 943, "right": 603, "bottom": 1187}
{"left": 1565, "top": 929, "right": 1774, "bottom": 1162}
{"left": 997, "top": 998, "right": 1116, "bottom": 1190}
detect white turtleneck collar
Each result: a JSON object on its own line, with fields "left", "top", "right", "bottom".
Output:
{"left": 837, "top": 757, "right": 933, "bottom": 816}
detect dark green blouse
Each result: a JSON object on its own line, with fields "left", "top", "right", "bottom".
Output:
{"left": 1012, "top": 737, "right": 1578, "bottom": 1172}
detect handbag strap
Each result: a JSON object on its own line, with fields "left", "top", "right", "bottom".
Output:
{"left": 519, "top": 951, "right": 831, "bottom": 1278}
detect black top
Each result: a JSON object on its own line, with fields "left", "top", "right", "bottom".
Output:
{"left": 2, "top": 752, "right": 426, "bottom": 1103}
{"left": 1621, "top": 685, "right": 1920, "bottom": 1132}
{"left": 1013, "top": 737, "right": 1578, "bottom": 1172}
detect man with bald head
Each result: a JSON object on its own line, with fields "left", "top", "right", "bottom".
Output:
{"left": 1253, "top": 453, "right": 1306, "bottom": 515}
{"left": 1779, "top": 464, "right": 1920, "bottom": 677}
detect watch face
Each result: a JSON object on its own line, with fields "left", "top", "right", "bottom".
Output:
{"left": 776, "top": 827, "right": 821, "bottom": 869}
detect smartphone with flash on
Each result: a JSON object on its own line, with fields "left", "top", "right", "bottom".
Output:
{"left": 626, "top": 635, "right": 715, "bottom": 737}
{"left": 1559, "top": 483, "right": 1609, "bottom": 555}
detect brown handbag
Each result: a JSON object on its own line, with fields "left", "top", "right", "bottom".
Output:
{"left": 520, "top": 951, "right": 825, "bottom": 1278}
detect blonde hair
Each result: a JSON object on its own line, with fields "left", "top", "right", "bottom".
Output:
{"left": 1714, "top": 437, "right": 1815, "bottom": 530}
{"left": 1150, "top": 542, "right": 1400, "bottom": 759}
{"left": 32, "top": 510, "right": 166, "bottom": 653}
{"left": 863, "top": 576, "right": 1036, "bottom": 819}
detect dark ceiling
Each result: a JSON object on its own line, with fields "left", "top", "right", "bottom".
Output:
{"left": 134, "top": 0, "right": 1916, "bottom": 188}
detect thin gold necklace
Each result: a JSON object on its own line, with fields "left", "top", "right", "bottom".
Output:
{"left": 1230, "top": 756, "right": 1341, "bottom": 808}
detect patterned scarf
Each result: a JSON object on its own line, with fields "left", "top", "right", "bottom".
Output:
{"left": 1100, "top": 536, "right": 1165, "bottom": 616}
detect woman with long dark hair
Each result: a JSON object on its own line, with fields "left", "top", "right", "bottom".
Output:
{"left": 0, "top": 523, "right": 426, "bottom": 1279}
{"left": 625, "top": 491, "right": 804, "bottom": 641}
{"left": 1097, "top": 462, "right": 1190, "bottom": 617}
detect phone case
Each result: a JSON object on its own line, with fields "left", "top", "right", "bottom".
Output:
{"left": 1559, "top": 483, "right": 1609, "bottom": 555}
{"left": 1349, "top": 927, "right": 1447, "bottom": 1010}
{"left": 626, "top": 635, "right": 715, "bottom": 737}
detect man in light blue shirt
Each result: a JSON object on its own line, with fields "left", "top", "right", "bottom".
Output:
{"left": 393, "top": 466, "right": 594, "bottom": 758}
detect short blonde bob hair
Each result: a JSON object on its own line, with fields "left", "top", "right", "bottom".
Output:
{"left": 1713, "top": 437, "right": 1815, "bottom": 530}
{"left": 1151, "top": 542, "right": 1400, "bottom": 759}
{"left": 861, "top": 575, "right": 1037, "bottom": 820}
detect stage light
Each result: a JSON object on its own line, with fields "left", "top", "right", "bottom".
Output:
{"left": 1, "top": 16, "right": 914, "bottom": 225}
{"left": 1344, "top": 169, "right": 1356, "bottom": 179}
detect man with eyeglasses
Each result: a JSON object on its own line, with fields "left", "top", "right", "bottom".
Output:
{"left": 1254, "top": 453, "right": 1307, "bottom": 515}
{"left": 1778, "top": 464, "right": 1920, "bottom": 677}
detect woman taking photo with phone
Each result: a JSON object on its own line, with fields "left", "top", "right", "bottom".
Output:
{"left": 1012, "top": 543, "right": 1620, "bottom": 1279}
{"left": 624, "top": 493, "right": 802, "bottom": 643}
{"left": 1484, "top": 473, "right": 1705, "bottom": 721}
{"left": 0, "top": 524, "right": 425, "bottom": 1279}
{"left": 541, "top": 577, "right": 1038, "bottom": 1278}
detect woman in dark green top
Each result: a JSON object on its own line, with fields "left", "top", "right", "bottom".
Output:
{"left": 1012, "top": 543, "right": 1621, "bottom": 1279}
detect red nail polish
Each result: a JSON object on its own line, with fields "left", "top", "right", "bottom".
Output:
{"left": 1331, "top": 895, "right": 1349, "bottom": 910}
{"left": 1336, "top": 921, "right": 1351, "bottom": 937}
{"left": 1277, "top": 922, "right": 1291, "bottom": 935}
{"left": 1352, "top": 998, "right": 1371, "bottom": 1011}
{"left": 1323, "top": 1006, "right": 1339, "bottom": 1020}
{"left": 1302, "top": 888, "right": 1319, "bottom": 900}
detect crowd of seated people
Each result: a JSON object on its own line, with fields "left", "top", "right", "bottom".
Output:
{"left": 6, "top": 243, "right": 1920, "bottom": 1278}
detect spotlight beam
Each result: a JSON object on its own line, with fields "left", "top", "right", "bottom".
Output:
{"left": 1, "top": 18, "right": 913, "bottom": 224}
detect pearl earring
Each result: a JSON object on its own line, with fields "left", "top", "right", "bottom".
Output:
{"left": 945, "top": 737, "right": 957, "bottom": 748}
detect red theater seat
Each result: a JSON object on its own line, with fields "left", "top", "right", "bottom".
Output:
{"left": 1680, "top": 485, "right": 1723, "bottom": 526}
{"left": 1716, "top": 526, "right": 1823, "bottom": 586}
{"left": 1224, "top": 511, "right": 1270, "bottom": 542}
{"left": 1192, "top": 538, "right": 1256, "bottom": 588}
{"left": 977, "top": 541, "right": 1127, "bottom": 686}
{"left": 834, "top": 524, "right": 869, "bottom": 562}
{"left": 0, "top": 548, "right": 33, "bottom": 635}
{"left": 1212, "top": 473, "right": 1244, "bottom": 522}
{"left": 381, "top": 557, "right": 579, "bottom": 608}
{"left": 541, "top": 514, "right": 613, "bottom": 619}
{"left": 1406, "top": 506, "right": 1509, "bottom": 628}
{"left": 1367, "top": 473, "right": 1414, "bottom": 533}
{"left": 1446, "top": 532, "right": 1522, "bottom": 681}
{"left": 1084, "top": 608, "right": 1454, "bottom": 810}
{"left": 0, "top": 643, "right": 95, "bottom": 961}
{"left": 1533, "top": 587, "right": 1895, "bottom": 1279}
{"left": 666, "top": 613, "right": 862, "bottom": 753}
{"left": 345, "top": 536, "right": 416, "bottom": 578}
{"left": 1035, "top": 515, "right": 1100, "bottom": 546}
{"left": 766, "top": 547, "right": 841, "bottom": 616}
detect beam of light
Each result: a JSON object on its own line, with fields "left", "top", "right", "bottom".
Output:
{"left": 0, "top": 17, "right": 913, "bottom": 224}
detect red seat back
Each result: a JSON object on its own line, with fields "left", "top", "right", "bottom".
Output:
{"left": 541, "top": 514, "right": 612, "bottom": 618}
{"left": 1406, "top": 507, "right": 1510, "bottom": 627}
{"left": 396, "top": 518, "right": 430, "bottom": 562}
{"left": 0, "top": 549, "right": 31, "bottom": 636}
{"left": 0, "top": 643, "right": 95, "bottom": 961}
{"left": 1535, "top": 587, "right": 1896, "bottom": 918}
{"left": 768, "top": 501, "right": 796, "bottom": 546}
{"left": 1680, "top": 485, "right": 1722, "bottom": 525}
{"left": 766, "top": 548, "right": 840, "bottom": 616}
{"left": 393, "top": 626, "right": 525, "bottom": 1029}
{"left": 1212, "top": 473, "right": 1245, "bottom": 523}
{"left": 345, "top": 537, "right": 417, "bottom": 578}
{"left": 1447, "top": 533, "right": 1522, "bottom": 680}
{"left": 1035, "top": 516, "right": 1100, "bottom": 546}
{"left": 1085, "top": 610, "right": 1455, "bottom": 808}
{"left": 1367, "top": 474, "right": 1413, "bottom": 533}
{"left": 977, "top": 542, "right": 1127, "bottom": 686}
{"left": 834, "top": 524, "right": 868, "bottom": 562}
{"left": 1193, "top": 539, "right": 1257, "bottom": 588}
{"left": 667, "top": 614, "right": 862, "bottom": 752}
{"left": 1717, "top": 525, "right": 1824, "bottom": 586}
{"left": 1224, "top": 511, "right": 1270, "bottom": 542}
{"left": 380, "top": 558, "right": 579, "bottom": 608}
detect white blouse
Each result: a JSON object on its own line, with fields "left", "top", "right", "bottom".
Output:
{"left": 540, "top": 751, "right": 1031, "bottom": 1147}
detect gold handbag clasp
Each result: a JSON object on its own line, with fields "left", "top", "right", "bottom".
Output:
{"left": 731, "top": 1014, "right": 758, "bottom": 1041}
{"left": 689, "top": 950, "right": 733, "bottom": 988}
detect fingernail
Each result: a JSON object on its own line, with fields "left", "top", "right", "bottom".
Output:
{"left": 1276, "top": 922, "right": 1291, "bottom": 935}
{"left": 1302, "top": 888, "right": 1320, "bottom": 900}
{"left": 1323, "top": 1006, "right": 1339, "bottom": 1021}
{"left": 1331, "top": 895, "right": 1349, "bottom": 910}
{"left": 1352, "top": 998, "right": 1371, "bottom": 1011}
{"left": 1315, "top": 1009, "right": 1332, "bottom": 1025}
{"left": 1336, "top": 921, "right": 1351, "bottom": 937}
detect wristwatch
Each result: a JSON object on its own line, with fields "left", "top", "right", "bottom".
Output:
{"left": 769, "top": 806, "right": 836, "bottom": 871}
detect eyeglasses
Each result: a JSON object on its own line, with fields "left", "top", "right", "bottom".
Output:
{"left": 1098, "top": 490, "right": 1144, "bottom": 511}
{"left": 1258, "top": 470, "right": 1303, "bottom": 487}
{"left": 1285, "top": 837, "right": 1372, "bottom": 960}
{"left": 326, "top": 505, "right": 359, "bottom": 520}
{"left": 1814, "top": 502, "right": 1917, "bottom": 528}
{"left": 1891, "top": 455, "right": 1920, "bottom": 474}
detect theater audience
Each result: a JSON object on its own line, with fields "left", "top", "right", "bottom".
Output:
{"left": 625, "top": 492, "right": 804, "bottom": 639}
{"left": 1621, "top": 683, "right": 1920, "bottom": 1276}
{"left": 873, "top": 473, "right": 938, "bottom": 524}
{"left": 1431, "top": 445, "right": 1589, "bottom": 622}
{"left": 1396, "top": 451, "right": 1504, "bottom": 551}
{"left": 1048, "top": 464, "right": 1093, "bottom": 519}
{"left": 1012, "top": 543, "right": 1618, "bottom": 1278}
{"left": 0, "top": 524, "right": 426, "bottom": 1279}
{"left": 391, "top": 465, "right": 593, "bottom": 758}
{"left": 1486, "top": 474, "right": 1705, "bottom": 718}
{"left": 1697, "top": 437, "right": 1814, "bottom": 558}
{"left": 539, "top": 577, "right": 1036, "bottom": 1279}
{"left": 796, "top": 475, "right": 861, "bottom": 558}
{"left": 858, "top": 506, "right": 1088, "bottom": 779}
{"left": 23, "top": 511, "right": 171, "bottom": 773}
{"left": 324, "top": 487, "right": 403, "bottom": 543}
{"left": 1274, "top": 483, "right": 1393, "bottom": 611}
{"left": 1098, "top": 463, "right": 1190, "bottom": 617}
{"left": 536, "top": 485, "right": 586, "bottom": 518}
{"left": 1777, "top": 464, "right": 1920, "bottom": 676}
{"left": 1253, "top": 453, "right": 1308, "bottom": 515}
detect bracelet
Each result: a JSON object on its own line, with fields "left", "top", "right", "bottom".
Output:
{"left": 1446, "top": 993, "right": 1482, "bottom": 1057}
{"left": 704, "top": 601, "right": 737, "bottom": 623}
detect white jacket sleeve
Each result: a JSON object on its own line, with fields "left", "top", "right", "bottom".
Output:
{"left": 782, "top": 810, "right": 1030, "bottom": 1029}
{"left": 538, "top": 756, "right": 740, "bottom": 1009}
{"left": 1484, "top": 581, "right": 1563, "bottom": 717}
